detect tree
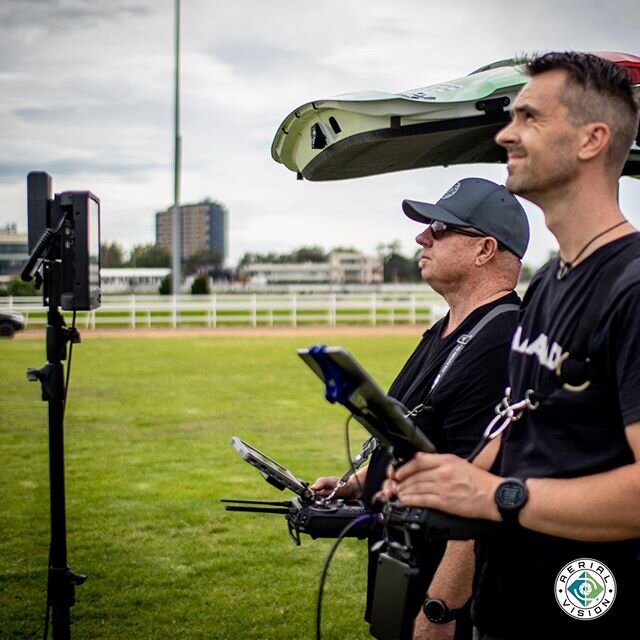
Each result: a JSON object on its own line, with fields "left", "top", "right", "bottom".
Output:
{"left": 100, "top": 242, "right": 125, "bottom": 267}
{"left": 5, "top": 276, "right": 39, "bottom": 296}
{"left": 191, "top": 275, "right": 210, "bottom": 295}
{"left": 376, "top": 240, "right": 420, "bottom": 283}
{"left": 289, "top": 246, "right": 327, "bottom": 263}
{"left": 519, "top": 263, "right": 535, "bottom": 284}
{"left": 127, "top": 244, "right": 171, "bottom": 268}
{"left": 159, "top": 275, "right": 171, "bottom": 295}
{"left": 384, "top": 252, "right": 421, "bottom": 283}
{"left": 238, "top": 251, "right": 281, "bottom": 266}
{"left": 184, "top": 249, "right": 222, "bottom": 275}
{"left": 237, "top": 246, "right": 328, "bottom": 268}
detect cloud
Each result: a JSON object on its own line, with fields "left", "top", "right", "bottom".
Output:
{"left": 1, "top": 0, "right": 639, "bottom": 267}
{"left": 0, "top": 0, "right": 152, "bottom": 28}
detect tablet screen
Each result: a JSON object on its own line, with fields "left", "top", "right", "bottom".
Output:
{"left": 231, "top": 437, "right": 310, "bottom": 497}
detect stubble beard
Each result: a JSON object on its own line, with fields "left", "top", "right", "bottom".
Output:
{"left": 505, "top": 151, "right": 577, "bottom": 203}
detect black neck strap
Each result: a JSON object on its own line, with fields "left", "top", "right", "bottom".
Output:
{"left": 428, "top": 303, "right": 519, "bottom": 399}
{"left": 405, "top": 302, "right": 518, "bottom": 417}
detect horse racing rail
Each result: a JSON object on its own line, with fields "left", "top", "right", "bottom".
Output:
{"left": 2, "top": 292, "right": 450, "bottom": 330}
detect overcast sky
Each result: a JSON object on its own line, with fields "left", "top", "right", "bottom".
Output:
{"left": 1, "top": 0, "right": 640, "bottom": 268}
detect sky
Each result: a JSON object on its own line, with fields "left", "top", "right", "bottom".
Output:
{"left": 1, "top": 0, "right": 640, "bottom": 269}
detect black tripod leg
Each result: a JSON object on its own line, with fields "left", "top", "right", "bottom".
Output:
{"left": 30, "top": 308, "right": 86, "bottom": 640}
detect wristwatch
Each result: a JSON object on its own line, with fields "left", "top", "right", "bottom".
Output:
{"left": 422, "top": 597, "right": 463, "bottom": 624}
{"left": 495, "top": 477, "right": 528, "bottom": 525}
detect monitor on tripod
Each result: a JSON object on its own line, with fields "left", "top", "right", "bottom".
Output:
{"left": 24, "top": 171, "right": 101, "bottom": 311}
{"left": 22, "top": 171, "right": 102, "bottom": 640}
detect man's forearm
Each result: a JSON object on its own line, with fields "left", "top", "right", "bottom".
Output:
{"left": 412, "top": 541, "right": 474, "bottom": 640}
{"left": 389, "top": 444, "right": 640, "bottom": 541}
{"left": 424, "top": 540, "right": 475, "bottom": 608}
{"left": 521, "top": 462, "right": 640, "bottom": 540}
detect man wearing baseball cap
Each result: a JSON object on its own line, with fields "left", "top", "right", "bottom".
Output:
{"left": 402, "top": 177, "right": 530, "bottom": 261}
{"left": 312, "top": 177, "right": 529, "bottom": 639}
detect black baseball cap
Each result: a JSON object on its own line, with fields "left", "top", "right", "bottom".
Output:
{"left": 402, "top": 178, "right": 530, "bottom": 259}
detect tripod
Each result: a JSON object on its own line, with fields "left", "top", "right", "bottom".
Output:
{"left": 21, "top": 171, "right": 101, "bottom": 639}
{"left": 28, "top": 297, "right": 86, "bottom": 640}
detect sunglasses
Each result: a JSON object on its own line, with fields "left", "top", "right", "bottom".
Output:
{"left": 427, "top": 220, "right": 487, "bottom": 241}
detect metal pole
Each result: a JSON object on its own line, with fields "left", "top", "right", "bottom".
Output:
{"left": 31, "top": 307, "right": 87, "bottom": 639}
{"left": 171, "top": 0, "right": 182, "bottom": 296}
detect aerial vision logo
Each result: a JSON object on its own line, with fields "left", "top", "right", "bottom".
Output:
{"left": 555, "top": 558, "right": 616, "bottom": 620}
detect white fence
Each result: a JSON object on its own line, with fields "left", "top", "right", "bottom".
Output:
{"left": 1, "top": 293, "right": 449, "bottom": 330}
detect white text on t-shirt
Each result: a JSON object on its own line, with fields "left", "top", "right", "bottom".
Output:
{"left": 511, "top": 326, "right": 564, "bottom": 371}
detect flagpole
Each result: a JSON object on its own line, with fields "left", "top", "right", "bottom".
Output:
{"left": 171, "top": 0, "right": 182, "bottom": 295}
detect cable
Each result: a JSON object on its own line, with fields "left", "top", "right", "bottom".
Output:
{"left": 21, "top": 213, "right": 66, "bottom": 284}
{"left": 315, "top": 514, "right": 377, "bottom": 640}
{"left": 343, "top": 414, "right": 363, "bottom": 495}
{"left": 62, "top": 310, "right": 77, "bottom": 420}
{"left": 344, "top": 414, "right": 354, "bottom": 463}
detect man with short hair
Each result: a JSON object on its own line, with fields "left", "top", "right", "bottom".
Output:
{"left": 383, "top": 52, "right": 640, "bottom": 639}
{"left": 312, "top": 177, "right": 529, "bottom": 639}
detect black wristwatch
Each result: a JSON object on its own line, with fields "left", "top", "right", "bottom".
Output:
{"left": 495, "top": 477, "right": 528, "bottom": 525}
{"left": 422, "top": 597, "right": 463, "bottom": 624}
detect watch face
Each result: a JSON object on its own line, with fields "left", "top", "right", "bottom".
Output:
{"left": 496, "top": 480, "right": 526, "bottom": 511}
{"left": 423, "top": 598, "right": 448, "bottom": 623}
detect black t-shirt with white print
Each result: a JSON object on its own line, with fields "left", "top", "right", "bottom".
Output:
{"left": 473, "top": 233, "right": 640, "bottom": 639}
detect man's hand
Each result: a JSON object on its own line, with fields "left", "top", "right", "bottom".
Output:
{"left": 310, "top": 476, "right": 340, "bottom": 496}
{"left": 381, "top": 453, "right": 502, "bottom": 521}
{"left": 311, "top": 467, "right": 367, "bottom": 498}
{"left": 310, "top": 475, "right": 359, "bottom": 498}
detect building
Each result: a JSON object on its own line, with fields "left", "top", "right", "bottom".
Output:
{"left": 156, "top": 200, "right": 228, "bottom": 263}
{"left": 241, "top": 250, "right": 383, "bottom": 285}
{"left": 328, "top": 251, "right": 382, "bottom": 284}
{"left": 0, "top": 224, "right": 29, "bottom": 283}
{"left": 100, "top": 268, "right": 171, "bottom": 293}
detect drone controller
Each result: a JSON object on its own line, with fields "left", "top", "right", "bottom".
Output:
{"left": 222, "top": 495, "right": 378, "bottom": 546}
{"left": 286, "top": 496, "right": 378, "bottom": 544}
{"left": 381, "top": 501, "right": 500, "bottom": 543}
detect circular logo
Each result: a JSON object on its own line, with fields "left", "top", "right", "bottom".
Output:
{"left": 440, "top": 182, "right": 460, "bottom": 200}
{"left": 555, "top": 558, "right": 616, "bottom": 620}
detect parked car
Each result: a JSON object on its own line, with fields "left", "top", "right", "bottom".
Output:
{"left": 0, "top": 311, "right": 26, "bottom": 338}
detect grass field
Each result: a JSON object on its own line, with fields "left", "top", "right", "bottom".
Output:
{"left": 0, "top": 330, "right": 419, "bottom": 639}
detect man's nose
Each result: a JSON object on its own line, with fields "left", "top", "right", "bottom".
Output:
{"left": 416, "top": 227, "right": 433, "bottom": 246}
{"left": 495, "top": 119, "right": 517, "bottom": 148}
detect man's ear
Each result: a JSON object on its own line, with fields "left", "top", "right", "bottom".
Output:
{"left": 577, "top": 122, "right": 610, "bottom": 161}
{"left": 476, "top": 237, "right": 498, "bottom": 265}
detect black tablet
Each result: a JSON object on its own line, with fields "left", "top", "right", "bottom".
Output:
{"left": 298, "top": 346, "right": 436, "bottom": 458}
{"left": 231, "top": 436, "right": 312, "bottom": 498}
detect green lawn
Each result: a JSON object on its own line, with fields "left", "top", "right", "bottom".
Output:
{"left": 0, "top": 331, "right": 418, "bottom": 639}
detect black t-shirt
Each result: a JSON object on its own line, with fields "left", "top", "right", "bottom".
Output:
{"left": 362, "top": 291, "right": 520, "bottom": 502}
{"left": 473, "top": 234, "right": 640, "bottom": 638}
{"left": 362, "top": 291, "right": 520, "bottom": 623}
